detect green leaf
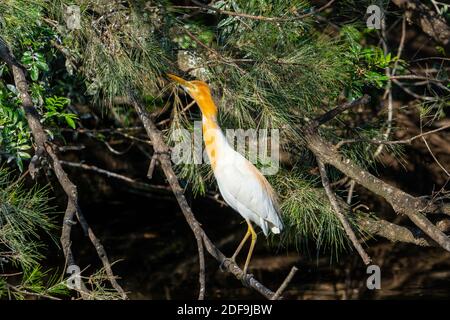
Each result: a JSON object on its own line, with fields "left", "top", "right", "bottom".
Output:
{"left": 30, "top": 65, "right": 39, "bottom": 81}
{"left": 16, "top": 157, "right": 24, "bottom": 172}
{"left": 64, "top": 115, "right": 76, "bottom": 129}
{"left": 35, "top": 60, "right": 49, "bottom": 72}
{"left": 18, "top": 151, "right": 31, "bottom": 159}
{"left": 21, "top": 52, "right": 33, "bottom": 65}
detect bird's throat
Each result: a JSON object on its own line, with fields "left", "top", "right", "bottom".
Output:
{"left": 202, "top": 117, "right": 221, "bottom": 170}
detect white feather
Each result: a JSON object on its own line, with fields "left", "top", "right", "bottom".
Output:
{"left": 206, "top": 127, "right": 283, "bottom": 236}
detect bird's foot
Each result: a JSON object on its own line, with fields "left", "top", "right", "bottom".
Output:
{"left": 240, "top": 272, "right": 254, "bottom": 287}
{"left": 219, "top": 257, "right": 235, "bottom": 272}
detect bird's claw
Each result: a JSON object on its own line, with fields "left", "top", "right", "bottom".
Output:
{"left": 240, "top": 273, "right": 253, "bottom": 287}
{"left": 219, "top": 257, "right": 235, "bottom": 272}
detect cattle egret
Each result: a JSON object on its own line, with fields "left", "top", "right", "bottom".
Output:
{"left": 168, "top": 74, "right": 283, "bottom": 275}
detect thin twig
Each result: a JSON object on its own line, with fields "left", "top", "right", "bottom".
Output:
{"left": 308, "top": 95, "right": 371, "bottom": 131}
{"left": 347, "top": 180, "right": 356, "bottom": 205}
{"left": 421, "top": 136, "right": 450, "bottom": 177}
{"left": 271, "top": 266, "right": 298, "bottom": 300}
{"left": 196, "top": 237, "right": 206, "bottom": 300}
{"left": 392, "top": 78, "right": 436, "bottom": 101}
{"left": 316, "top": 158, "right": 372, "bottom": 265}
{"left": 6, "top": 284, "right": 62, "bottom": 301}
{"left": 335, "top": 124, "right": 450, "bottom": 149}
{"left": 188, "top": 0, "right": 336, "bottom": 22}
{"left": 59, "top": 160, "right": 171, "bottom": 192}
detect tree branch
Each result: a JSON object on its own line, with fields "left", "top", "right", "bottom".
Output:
{"left": 188, "top": 0, "right": 336, "bottom": 23}
{"left": 334, "top": 124, "right": 450, "bottom": 149}
{"left": 305, "top": 131, "right": 450, "bottom": 252}
{"left": 316, "top": 158, "right": 372, "bottom": 265}
{"left": 0, "top": 40, "right": 127, "bottom": 300}
{"left": 308, "top": 95, "right": 371, "bottom": 131}
{"left": 356, "top": 213, "right": 436, "bottom": 247}
{"left": 270, "top": 266, "right": 298, "bottom": 300}
{"left": 392, "top": 0, "right": 450, "bottom": 46}
{"left": 60, "top": 160, "right": 171, "bottom": 193}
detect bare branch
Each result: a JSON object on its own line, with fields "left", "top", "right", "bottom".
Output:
{"left": 335, "top": 124, "right": 450, "bottom": 149}
{"left": 317, "top": 158, "right": 372, "bottom": 265}
{"left": 392, "top": 0, "right": 450, "bottom": 46}
{"left": 305, "top": 132, "right": 450, "bottom": 252}
{"left": 271, "top": 266, "right": 298, "bottom": 300}
{"left": 196, "top": 237, "right": 206, "bottom": 300}
{"left": 308, "top": 95, "right": 371, "bottom": 131}
{"left": 356, "top": 213, "right": 436, "bottom": 247}
{"left": 60, "top": 160, "right": 170, "bottom": 192}
{"left": 0, "top": 40, "right": 127, "bottom": 300}
{"left": 421, "top": 137, "right": 450, "bottom": 177}
{"left": 187, "top": 0, "right": 336, "bottom": 23}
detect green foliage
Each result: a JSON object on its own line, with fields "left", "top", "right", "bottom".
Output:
{"left": 211, "top": 1, "right": 348, "bottom": 131}
{"left": 42, "top": 96, "right": 78, "bottom": 129}
{"left": 3, "top": 265, "right": 70, "bottom": 300}
{"left": 20, "top": 51, "right": 49, "bottom": 81}
{"left": 0, "top": 167, "right": 70, "bottom": 300}
{"left": 173, "top": 23, "right": 214, "bottom": 50}
{"left": 0, "top": 168, "right": 56, "bottom": 270}
{"left": 0, "top": 0, "right": 50, "bottom": 51}
{"left": 46, "top": 0, "right": 167, "bottom": 108}
{"left": 0, "top": 0, "right": 78, "bottom": 170}
{"left": 271, "top": 171, "right": 365, "bottom": 257}
{"left": 340, "top": 25, "right": 395, "bottom": 97}
{"left": 83, "top": 266, "right": 127, "bottom": 300}
{"left": 0, "top": 84, "right": 32, "bottom": 171}
{"left": 164, "top": 1, "right": 398, "bottom": 257}
{"left": 0, "top": 83, "right": 76, "bottom": 170}
{"left": 2, "top": 0, "right": 444, "bottom": 266}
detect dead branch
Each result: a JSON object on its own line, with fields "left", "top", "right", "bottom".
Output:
{"left": 304, "top": 130, "right": 450, "bottom": 252}
{"left": 392, "top": 0, "right": 450, "bottom": 46}
{"left": 317, "top": 159, "right": 372, "bottom": 265}
{"left": 0, "top": 41, "right": 127, "bottom": 300}
{"left": 196, "top": 236, "right": 206, "bottom": 300}
{"left": 60, "top": 160, "right": 171, "bottom": 192}
{"left": 334, "top": 124, "right": 450, "bottom": 149}
{"left": 308, "top": 95, "right": 371, "bottom": 130}
{"left": 356, "top": 213, "right": 436, "bottom": 247}
{"left": 187, "top": 0, "right": 336, "bottom": 23}
{"left": 421, "top": 137, "right": 450, "bottom": 177}
{"left": 271, "top": 266, "right": 298, "bottom": 300}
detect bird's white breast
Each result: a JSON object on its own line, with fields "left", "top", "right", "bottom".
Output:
{"left": 203, "top": 123, "right": 283, "bottom": 236}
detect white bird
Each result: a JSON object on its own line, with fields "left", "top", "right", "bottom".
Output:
{"left": 168, "top": 74, "right": 283, "bottom": 275}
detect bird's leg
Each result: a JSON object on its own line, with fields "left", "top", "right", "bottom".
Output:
{"left": 231, "top": 228, "right": 251, "bottom": 261}
{"left": 219, "top": 227, "right": 250, "bottom": 272}
{"left": 242, "top": 220, "right": 257, "bottom": 276}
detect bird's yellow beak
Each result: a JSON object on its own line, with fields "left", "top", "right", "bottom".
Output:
{"left": 167, "top": 74, "right": 192, "bottom": 89}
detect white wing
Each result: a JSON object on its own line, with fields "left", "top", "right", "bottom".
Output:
{"left": 214, "top": 149, "right": 283, "bottom": 236}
